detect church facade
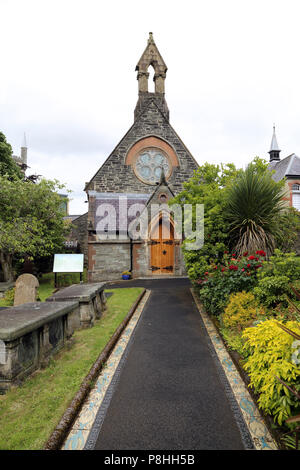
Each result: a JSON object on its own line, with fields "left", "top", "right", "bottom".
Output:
{"left": 85, "top": 33, "right": 199, "bottom": 281}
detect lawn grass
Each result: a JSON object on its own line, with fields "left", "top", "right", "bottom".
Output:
{"left": 0, "top": 287, "right": 143, "bottom": 450}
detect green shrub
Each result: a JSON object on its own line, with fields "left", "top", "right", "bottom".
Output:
{"left": 222, "top": 291, "right": 265, "bottom": 331}
{"left": 253, "top": 275, "right": 290, "bottom": 308}
{"left": 219, "top": 327, "right": 248, "bottom": 358}
{"left": 3, "top": 288, "right": 15, "bottom": 305}
{"left": 259, "top": 249, "right": 300, "bottom": 282}
{"left": 242, "top": 319, "right": 300, "bottom": 426}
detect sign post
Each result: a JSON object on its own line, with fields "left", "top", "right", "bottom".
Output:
{"left": 53, "top": 254, "right": 84, "bottom": 288}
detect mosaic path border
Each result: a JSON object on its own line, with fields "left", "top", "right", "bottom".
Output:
{"left": 62, "top": 290, "right": 151, "bottom": 450}
{"left": 191, "top": 289, "right": 278, "bottom": 450}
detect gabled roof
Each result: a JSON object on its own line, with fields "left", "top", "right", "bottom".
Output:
{"left": 144, "top": 169, "right": 175, "bottom": 208}
{"left": 269, "top": 153, "right": 300, "bottom": 182}
{"left": 85, "top": 97, "right": 199, "bottom": 192}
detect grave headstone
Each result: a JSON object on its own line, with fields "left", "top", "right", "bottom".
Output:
{"left": 13, "top": 274, "right": 39, "bottom": 306}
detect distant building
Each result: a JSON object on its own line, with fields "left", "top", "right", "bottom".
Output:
{"left": 268, "top": 126, "right": 300, "bottom": 211}
{"left": 12, "top": 133, "right": 27, "bottom": 171}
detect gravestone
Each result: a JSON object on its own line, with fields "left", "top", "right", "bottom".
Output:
{"left": 14, "top": 274, "right": 39, "bottom": 306}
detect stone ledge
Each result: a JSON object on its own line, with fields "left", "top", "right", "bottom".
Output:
{"left": 46, "top": 283, "right": 106, "bottom": 303}
{"left": 0, "top": 282, "right": 15, "bottom": 293}
{"left": 0, "top": 301, "right": 79, "bottom": 342}
{"left": 46, "top": 283, "right": 107, "bottom": 328}
{"left": 0, "top": 301, "right": 81, "bottom": 393}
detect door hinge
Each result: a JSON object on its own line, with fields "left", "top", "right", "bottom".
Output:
{"left": 151, "top": 266, "right": 160, "bottom": 271}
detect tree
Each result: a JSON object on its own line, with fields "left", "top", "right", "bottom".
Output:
{"left": 0, "top": 176, "right": 69, "bottom": 281}
{"left": 225, "top": 164, "right": 287, "bottom": 255}
{"left": 0, "top": 132, "right": 24, "bottom": 180}
{"left": 169, "top": 162, "right": 240, "bottom": 280}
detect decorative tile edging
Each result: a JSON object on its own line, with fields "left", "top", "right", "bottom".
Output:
{"left": 62, "top": 290, "right": 151, "bottom": 450}
{"left": 191, "top": 289, "right": 277, "bottom": 451}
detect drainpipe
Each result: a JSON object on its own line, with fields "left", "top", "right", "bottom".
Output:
{"left": 129, "top": 236, "right": 133, "bottom": 274}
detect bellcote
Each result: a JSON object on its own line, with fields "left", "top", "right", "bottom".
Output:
{"left": 134, "top": 33, "right": 169, "bottom": 121}
{"left": 268, "top": 125, "right": 281, "bottom": 162}
{"left": 136, "top": 32, "right": 167, "bottom": 94}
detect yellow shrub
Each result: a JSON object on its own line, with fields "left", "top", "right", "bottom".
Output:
{"left": 242, "top": 320, "right": 300, "bottom": 425}
{"left": 222, "top": 291, "right": 264, "bottom": 331}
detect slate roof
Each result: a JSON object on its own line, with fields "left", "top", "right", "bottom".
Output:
{"left": 269, "top": 153, "right": 300, "bottom": 182}
{"left": 89, "top": 192, "right": 150, "bottom": 233}
{"left": 64, "top": 215, "right": 82, "bottom": 222}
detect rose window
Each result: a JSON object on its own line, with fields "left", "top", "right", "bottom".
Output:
{"left": 134, "top": 149, "right": 171, "bottom": 184}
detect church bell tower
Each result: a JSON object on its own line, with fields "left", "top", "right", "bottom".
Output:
{"left": 134, "top": 33, "right": 169, "bottom": 121}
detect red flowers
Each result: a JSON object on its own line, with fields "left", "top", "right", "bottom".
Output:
{"left": 243, "top": 252, "right": 248, "bottom": 256}
{"left": 247, "top": 263, "right": 251, "bottom": 268}
{"left": 256, "top": 250, "right": 266, "bottom": 257}
{"left": 204, "top": 272, "right": 209, "bottom": 276}
{"left": 229, "top": 265, "right": 238, "bottom": 271}
{"left": 248, "top": 255, "right": 256, "bottom": 260}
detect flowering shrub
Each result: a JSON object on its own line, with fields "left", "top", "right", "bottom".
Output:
{"left": 257, "top": 249, "right": 300, "bottom": 282}
{"left": 252, "top": 250, "right": 300, "bottom": 309}
{"left": 242, "top": 320, "right": 300, "bottom": 426}
{"left": 222, "top": 291, "right": 265, "bottom": 331}
{"left": 197, "top": 251, "right": 266, "bottom": 315}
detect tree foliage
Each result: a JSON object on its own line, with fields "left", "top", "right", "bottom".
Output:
{"left": 0, "top": 132, "right": 23, "bottom": 180}
{"left": 0, "top": 176, "right": 69, "bottom": 280}
{"left": 170, "top": 157, "right": 300, "bottom": 281}
{"left": 169, "top": 162, "right": 240, "bottom": 280}
{"left": 225, "top": 164, "right": 286, "bottom": 255}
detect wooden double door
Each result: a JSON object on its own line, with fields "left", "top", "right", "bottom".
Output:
{"left": 150, "top": 217, "right": 174, "bottom": 274}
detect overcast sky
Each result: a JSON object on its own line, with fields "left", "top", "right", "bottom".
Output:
{"left": 1, "top": 0, "right": 300, "bottom": 214}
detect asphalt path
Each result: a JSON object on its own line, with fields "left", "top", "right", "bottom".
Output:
{"left": 88, "top": 278, "right": 252, "bottom": 450}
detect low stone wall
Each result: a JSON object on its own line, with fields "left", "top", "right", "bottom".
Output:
{"left": 0, "top": 281, "right": 15, "bottom": 299}
{"left": 0, "top": 301, "right": 79, "bottom": 393}
{"left": 46, "top": 282, "right": 107, "bottom": 328}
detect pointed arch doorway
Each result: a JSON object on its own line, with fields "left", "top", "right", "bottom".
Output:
{"left": 150, "top": 215, "right": 174, "bottom": 274}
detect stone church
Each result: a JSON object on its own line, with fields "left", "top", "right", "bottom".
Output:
{"left": 85, "top": 33, "right": 199, "bottom": 281}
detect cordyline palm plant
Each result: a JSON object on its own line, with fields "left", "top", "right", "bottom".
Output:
{"left": 225, "top": 165, "right": 286, "bottom": 256}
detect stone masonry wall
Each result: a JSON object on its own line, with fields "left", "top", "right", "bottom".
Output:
{"left": 88, "top": 241, "right": 131, "bottom": 281}
{"left": 86, "top": 97, "right": 199, "bottom": 196}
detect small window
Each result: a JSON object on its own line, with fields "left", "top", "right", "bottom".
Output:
{"left": 292, "top": 184, "right": 300, "bottom": 191}
{"left": 292, "top": 192, "right": 300, "bottom": 211}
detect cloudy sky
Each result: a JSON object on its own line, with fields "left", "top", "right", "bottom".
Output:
{"left": 1, "top": 0, "right": 300, "bottom": 213}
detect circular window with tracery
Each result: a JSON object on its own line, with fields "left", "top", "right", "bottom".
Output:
{"left": 134, "top": 148, "right": 171, "bottom": 185}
